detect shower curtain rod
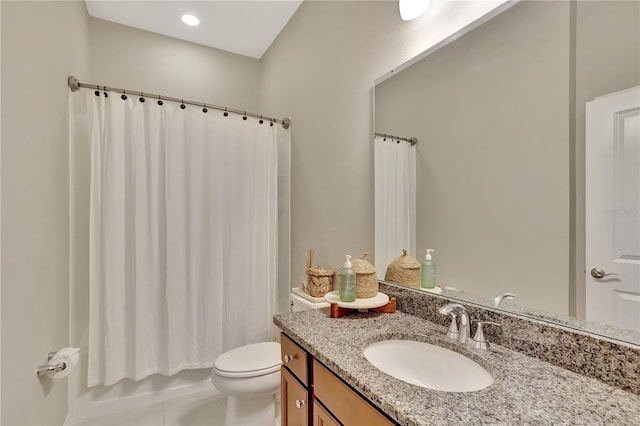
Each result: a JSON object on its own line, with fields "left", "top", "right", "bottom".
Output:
{"left": 375, "top": 132, "right": 417, "bottom": 145}
{"left": 68, "top": 76, "right": 290, "bottom": 129}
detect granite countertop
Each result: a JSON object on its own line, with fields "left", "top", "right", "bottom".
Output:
{"left": 273, "top": 308, "right": 640, "bottom": 425}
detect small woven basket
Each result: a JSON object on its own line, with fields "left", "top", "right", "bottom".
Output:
{"left": 385, "top": 250, "right": 420, "bottom": 288}
{"left": 351, "top": 252, "right": 378, "bottom": 299}
{"left": 306, "top": 267, "right": 334, "bottom": 297}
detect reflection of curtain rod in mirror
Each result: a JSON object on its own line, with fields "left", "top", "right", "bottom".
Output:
{"left": 375, "top": 132, "right": 417, "bottom": 145}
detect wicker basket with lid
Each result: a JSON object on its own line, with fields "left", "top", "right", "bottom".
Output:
{"left": 351, "top": 252, "right": 378, "bottom": 298}
{"left": 384, "top": 249, "right": 420, "bottom": 288}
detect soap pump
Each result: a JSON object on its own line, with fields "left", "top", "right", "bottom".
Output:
{"left": 421, "top": 249, "right": 436, "bottom": 289}
{"left": 339, "top": 255, "right": 357, "bottom": 302}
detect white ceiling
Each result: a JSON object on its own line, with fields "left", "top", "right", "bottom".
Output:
{"left": 84, "top": 0, "right": 303, "bottom": 59}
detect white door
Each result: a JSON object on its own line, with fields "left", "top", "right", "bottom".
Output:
{"left": 585, "top": 86, "right": 640, "bottom": 332}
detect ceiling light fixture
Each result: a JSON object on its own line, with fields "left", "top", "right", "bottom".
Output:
{"left": 181, "top": 14, "right": 200, "bottom": 26}
{"left": 399, "top": 0, "right": 431, "bottom": 21}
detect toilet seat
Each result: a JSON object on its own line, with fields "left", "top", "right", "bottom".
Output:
{"left": 213, "top": 341, "right": 282, "bottom": 378}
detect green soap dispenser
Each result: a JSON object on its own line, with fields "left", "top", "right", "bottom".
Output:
{"left": 421, "top": 249, "right": 436, "bottom": 289}
{"left": 339, "top": 255, "right": 357, "bottom": 302}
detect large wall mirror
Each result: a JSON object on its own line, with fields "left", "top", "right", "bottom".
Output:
{"left": 374, "top": 0, "right": 639, "bottom": 344}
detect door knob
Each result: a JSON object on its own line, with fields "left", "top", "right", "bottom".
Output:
{"left": 590, "top": 267, "right": 619, "bottom": 279}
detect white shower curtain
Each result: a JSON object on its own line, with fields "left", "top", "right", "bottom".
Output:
{"left": 374, "top": 135, "right": 416, "bottom": 279}
{"left": 74, "top": 90, "right": 282, "bottom": 387}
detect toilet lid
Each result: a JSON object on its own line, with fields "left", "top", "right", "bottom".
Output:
{"left": 214, "top": 342, "right": 282, "bottom": 378}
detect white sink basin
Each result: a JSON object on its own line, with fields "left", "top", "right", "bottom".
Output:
{"left": 363, "top": 340, "right": 494, "bottom": 392}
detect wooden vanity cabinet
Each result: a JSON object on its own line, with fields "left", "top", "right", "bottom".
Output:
{"left": 280, "top": 333, "right": 395, "bottom": 426}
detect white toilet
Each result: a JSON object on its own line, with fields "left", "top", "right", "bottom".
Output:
{"left": 211, "top": 290, "right": 328, "bottom": 425}
{"left": 211, "top": 341, "right": 282, "bottom": 426}
{"left": 290, "top": 287, "right": 330, "bottom": 312}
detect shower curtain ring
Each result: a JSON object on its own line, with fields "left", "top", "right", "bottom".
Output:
{"left": 224, "top": 108, "right": 228, "bottom": 117}
{"left": 203, "top": 103, "right": 208, "bottom": 113}
{"left": 180, "top": 99, "right": 186, "bottom": 110}
{"left": 243, "top": 111, "right": 247, "bottom": 120}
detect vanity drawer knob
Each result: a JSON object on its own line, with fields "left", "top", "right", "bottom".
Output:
{"left": 295, "top": 399, "right": 306, "bottom": 409}
{"left": 283, "top": 354, "right": 296, "bottom": 363}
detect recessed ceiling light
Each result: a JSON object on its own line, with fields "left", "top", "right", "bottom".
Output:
{"left": 181, "top": 14, "right": 200, "bottom": 26}
{"left": 399, "top": 0, "right": 431, "bottom": 21}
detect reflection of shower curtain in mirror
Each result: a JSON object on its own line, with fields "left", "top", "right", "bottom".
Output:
{"left": 71, "top": 89, "right": 282, "bottom": 387}
{"left": 374, "top": 136, "right": 416, "bottom": 279}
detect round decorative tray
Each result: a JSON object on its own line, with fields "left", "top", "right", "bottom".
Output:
{"left": 324, "top": 291, "right": 390, "bottom": 309}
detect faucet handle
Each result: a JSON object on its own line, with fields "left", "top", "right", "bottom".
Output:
{"left": 445, "top": 313, "right": 459, "bottom": 340}
{"left": 470, "top": 321, "right": 501, "bottom": 350}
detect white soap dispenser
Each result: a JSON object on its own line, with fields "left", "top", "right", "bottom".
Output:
{"left": 421, "top": 249, "right": 436, "bottom": 289}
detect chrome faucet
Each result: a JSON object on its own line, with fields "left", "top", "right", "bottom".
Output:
{"left": 439, "top": 303, "right": 471, "bottom": 345}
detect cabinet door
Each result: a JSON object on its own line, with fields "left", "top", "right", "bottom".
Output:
{"left": 281, "top": 367, "right": 309, "bottom": 426}
{"left": 313, "top": 360, "right": 394, "bottom": 426}
{"left": 313, "top": 401, "right": 340, "bottom": 426}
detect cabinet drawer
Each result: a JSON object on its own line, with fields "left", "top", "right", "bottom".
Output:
{"left": 281, "top": 333, "right": 308, "bottom": 385}
{"left": 282, "top": 367, "right": 309, "bottom": 426}
{"left": 313, "top": 360, "right": 394, "bottom": 426}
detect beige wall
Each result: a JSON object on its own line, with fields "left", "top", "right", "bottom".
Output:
{"left": 1, "top": 1, "right": 91, "bottom": 425}
{"left": 88, "top": 17, "right": 262, "bottom": 111}
{"left": 260, "top": 0, "right": 508, "bottom": 290}
{"left": 376, "top": 1, "right": 571, "bottom": 314}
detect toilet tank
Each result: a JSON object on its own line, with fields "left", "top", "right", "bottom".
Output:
{"left": 290, "top": 292, "right": 330, "bottom": 312}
